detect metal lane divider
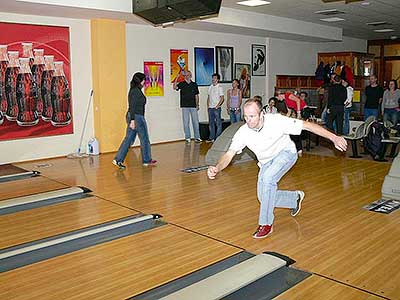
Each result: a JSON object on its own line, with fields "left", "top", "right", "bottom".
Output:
{"left": 0, "top": 213, "right": 164, "bottom": 272}
{"left": 0, "top": 170, "right": 40, "bottom": 183}
{"left": 0, "top": 186, "right": 92, "bottom": 215}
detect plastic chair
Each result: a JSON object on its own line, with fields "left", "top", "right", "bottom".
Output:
{"left": 344, "top": 122, "right": 365, "bottom": 158}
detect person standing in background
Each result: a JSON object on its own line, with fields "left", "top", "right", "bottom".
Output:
{"left": 327, "top": 75, "right": 347, "bottom": 135}
{"left": 173, "top": 70, "right": 202, "bottom": 143}
{"left": 227, "top": 79, "right": 242, "bottom": 123}
{"left": 342, "top": 79, "right": 353, "bottom": 135}
{"left": 382, "top": 79, "right": 400, "bottom": 126}
{"left": 113, "top": 72, "right": 157, "bottom": 169}
{"left": 364, "top": 75, "right": 384, "bottom": 121}
{"left": 207, "top": 73, "right": 224, "bottom": 142}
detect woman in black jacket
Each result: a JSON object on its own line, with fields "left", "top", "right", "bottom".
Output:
{"left": 113, "top": 72, "right": 157, "bottom": 169}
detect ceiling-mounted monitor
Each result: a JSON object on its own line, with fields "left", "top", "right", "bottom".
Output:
{"left": 132, "top": 0, "right": 222, "bottom": 26}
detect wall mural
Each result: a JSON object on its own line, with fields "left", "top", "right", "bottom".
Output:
{"left": 0, "top": 22, "right": 72, "bottom": 141}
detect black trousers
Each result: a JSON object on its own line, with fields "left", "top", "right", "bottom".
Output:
{"left": 327, "top": 105, "right": 344, "bottom": 135}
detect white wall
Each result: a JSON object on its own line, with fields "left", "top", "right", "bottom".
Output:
{"left": 268, "top": 36, "right": 367, "bottom": 96}
{"left": 0, "top": 12, "right": 93, "bottom": 164}
{"left": 125, "top": 24, "right": 267, "bottom": 144}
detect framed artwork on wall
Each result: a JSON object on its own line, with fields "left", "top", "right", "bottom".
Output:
{"left": 0, "top": 22, "right": 72, "bottom": 141}
{"left": 251, "top": 44, "right": 266, "bottom": 76}
{"left": 144, "top": 61, "right": 164, "bottom": 97}
{"left": 170, "top": 49, "right": 188, "bottom": 83}
{"left": 235, "top": 63, "right": 251, "bottom": 98}
{"left": 194, "top": 47, "right": 214, "bottom": 86}
{"left": 215, "top": 46, "right": 233, "bottom": 83}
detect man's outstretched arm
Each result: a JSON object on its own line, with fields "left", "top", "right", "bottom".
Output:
{"left": 302, "top": 121, "right": 347, "bottom": 152}
{"left": 207, "top": 149, "right": 236, "bottom": 179}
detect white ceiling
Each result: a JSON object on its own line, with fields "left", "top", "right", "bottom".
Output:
{"left": 222, "top": 0, "right": 400, "bottom": 40}
{"left": 0, "top": 0, "right": 399, "bottom": 41}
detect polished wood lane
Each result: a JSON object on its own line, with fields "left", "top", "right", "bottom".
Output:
{"left": 275, "top": 275, "right": 384, "bottom": 300}
{"left": 0, "top": 164, "right": 27, "bottom": 176}
{"left": 0, "top": 224, "right": 240, "bottom": 300}
{"left": 16, "top": 142, "right": 398, "bottom": 299}
{"left": 0, "top": 176, "right": 67, "bottom": 201}
{"left": 0, "top": 196, "right": 137, "bottom": 249}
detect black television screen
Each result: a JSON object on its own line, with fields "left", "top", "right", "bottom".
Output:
{"left": 132, "top": 0, "right": 222, "bottom": 25}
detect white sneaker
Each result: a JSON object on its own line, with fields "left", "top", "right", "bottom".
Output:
{"left": 185, "top": 138, "right": 191, "bottom": 143}
{"left": 291, "top": 191, "right": 305, "bottom": 217}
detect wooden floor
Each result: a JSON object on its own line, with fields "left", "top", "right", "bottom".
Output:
{"left": 1, "top": 141, "right": 398, "bottom": 299}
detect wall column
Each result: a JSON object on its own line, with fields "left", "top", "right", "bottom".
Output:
{"left": 91, "top": 19, "right": 127, "bottom": 153}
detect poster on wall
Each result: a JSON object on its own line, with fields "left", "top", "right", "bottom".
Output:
{"left": 170, "top": 49, "right": 188, "bottom": 83}
{"left": 235, "top": 63, "right": 251, "bottom": 98}
{"left": 252, "top": 44, "right": 266, "bottom": 76}
{"left": 0, "top": 22, "right": 72, "bottom": 141}
{"left": 194, "top": 47, "right": 214, "bottom": 86}
{"left": 215, "top": 46, "right": 233, "bottom": 83}
{"left": 144, "top": 61, "right": 164, "bottom": 97}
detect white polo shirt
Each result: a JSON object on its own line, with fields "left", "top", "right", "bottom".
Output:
{"left": 208, "top": 84, "right": 224, "bottom": 108}
{"left": 229, "top": 113, "right": 303, "bottom": 165}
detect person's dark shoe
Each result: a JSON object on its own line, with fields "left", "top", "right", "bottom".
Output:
{"left": 205, "top": 139, "right": 214, "bottom": 143}
{"left": 194, "top": 138, "right": 202, "bottom": 143}
{"left": 143, "top": 159, "right": 157, "bottom": 166}
{"left": 252, "top": 225, "right": 273, "bottom": 239}
{"left": 112, "top": 159, "right": 126, "bottom": 170}
{"left": 291, "top": 191, "right": 305, "bottom": 217}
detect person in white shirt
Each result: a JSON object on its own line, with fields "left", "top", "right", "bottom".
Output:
{"left": 342, "top": 79, "right": 353, "bottom": 135}
{"left": 207, "top": 98, "right": 347, "bottom": 239}
{"left": 207, "top": 73, "right": 224, "bottom": 142}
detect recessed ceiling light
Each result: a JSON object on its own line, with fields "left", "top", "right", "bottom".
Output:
{"left": 373, "top": 29, "right": 395, "bottom": 32}
{"left": 320, "top": 17, "right": 345, "bottom": 22}
{"left": 390, "top": 36, "right": 398, "bottom": 40}
{"left": 366, "top": 21, "right": 390, "bottom": 26}
{"left": 315, "top": 9, "right": 345, "bottom": 16}
{"left": 237, "top": 0, "right": 271, "bottom": 7}
{"left": 361, "top": 1, "right": 370, "bottom": 6}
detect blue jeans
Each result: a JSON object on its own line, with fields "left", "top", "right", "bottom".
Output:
{"left": 208, "top": 107, "right": 222, "bottom": 140}
{"left": 114, "top": 114, "right": 152, "bottom": 164}
{"left": 383, "top": 108, "right": 399, "bottom": 126}
{"left": 229, "top": 108, "right": 241, "bottom": 123}
{"left": 182, "top": 107, "right": 200, "bottom": 139}
{"left": 257, "top": 150, "right": 298, "bottom": 225}
{"left": 364, "top": 108, "right": 378, "bottom": 121}
{"left": 343, "top": 107, "right": 352, "bottom": 135}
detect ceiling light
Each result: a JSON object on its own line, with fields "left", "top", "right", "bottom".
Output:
{"left": 237, "top": 0, "right": 271, "bottom": 7}
{"left": 360, "top": 1, "right": 370, "bottom": 5}
{"left": 320, "top": 17, "right": 345, "bottom": 22}
{"left": 366, "top": 21, "right": 390, "bottom": 26}
{"left": 390, "top": 36, "right": 398, "bottom": 40}
{"left": 373, "top": 29, "right": 395, "bottom": 32}
{"left": 315, "top": 9, "right": 345, "bottom": 15}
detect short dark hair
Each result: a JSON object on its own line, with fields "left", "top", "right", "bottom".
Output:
{"left": 300, "top": 91, "right": 308, "bottom": 97}
{"left": 389, "top": 79, "right": 398, "bottom": 90}
{"left": 131, "top": 72, "right": 146, "bottom": 88}
{"left": 275, "top": 100, "right": 288, "bottom": 114}
{"left": 253, "top": 95, "right": 262, "bottom": 102}
{"left": 268, "top": 96, "right": 277, "bottom": 103}
{"left": 212, "top": 73, "right": 220, "bottom": 80}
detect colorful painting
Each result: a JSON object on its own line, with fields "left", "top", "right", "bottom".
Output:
{"left": 194, "top": 47, "right": 214, "bottom": 86}
{"left": 215, "top": 46, "right": 233, "bottom": 83}
{"left": 144, "top": 61, "right": 164, "bottom": 97}
{"left": 235, "top": 63, "right": 251, "bottom": 98}
{"left": 170, "top": 49, "right": 188, "bottom": 83}
{"left": 0, "top": 22, "right": 72, "bottom": 141}
{"left": 252, "top": 44, "right": 266, "bottom": 76}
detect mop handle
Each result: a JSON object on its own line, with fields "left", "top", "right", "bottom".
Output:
{"left": 77, "top": 90, "right": 94, "bottom": 153}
